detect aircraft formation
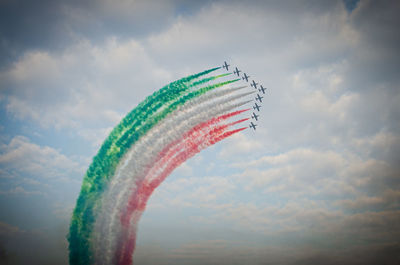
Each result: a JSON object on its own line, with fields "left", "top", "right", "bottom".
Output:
{"left": 222, "top": 61, "right": 267, "bottom": 131}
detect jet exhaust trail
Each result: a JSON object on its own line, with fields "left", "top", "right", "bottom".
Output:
{"left": 68, "top": 65, "right": 255, "bottom": 265}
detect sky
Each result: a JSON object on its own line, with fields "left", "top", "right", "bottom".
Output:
{"left": 0, "top": 0, "right": 399, "bottom": 264}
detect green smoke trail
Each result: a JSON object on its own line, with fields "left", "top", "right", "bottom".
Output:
{"left": 68, "top": 67, "right": 238, "bottom": 265}
{"left": 115, "top": 73, "right": 232, "bottom": 149}
{"left": 114, "top": 76, "right": 236, "bottom": 149}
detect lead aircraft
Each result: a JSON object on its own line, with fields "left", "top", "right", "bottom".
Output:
{"left": 222, "top": 61, "right": 230, "bottom": 71}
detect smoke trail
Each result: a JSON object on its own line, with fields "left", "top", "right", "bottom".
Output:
{"left": 93, "top": 91, "right": 252, "bottom": 264}
{"left": 69, "top": 67, "right": 226, "bottom": 265}
{"left": 70, "top": 74, "right": 238, "bottom": 265}
{"left": 91, "top": 85, "right": 250, "bottom": 263}
{"left": 122, "top": 112, "right": 249, "bottom": 225}
{"left": 116, "top": 119, "right": 247, "bottom": 265}
{"left": 69, "top": 67, "right": 252, "bottom": 265}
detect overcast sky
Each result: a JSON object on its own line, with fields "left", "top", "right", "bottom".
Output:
{"left": 1, "top": 0, "right": 399, "bottom": 264}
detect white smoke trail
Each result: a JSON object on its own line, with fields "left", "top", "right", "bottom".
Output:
{"left": 93, "top": 85, "right": 250, "bottom": 253}
{"left": 94, "top": 97, "right": 252, "bottom": 264}
{"left": 93, "top": 87, "right": 252, "bottom": 264}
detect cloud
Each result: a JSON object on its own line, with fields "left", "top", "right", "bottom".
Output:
{"left": 173, "top": 162, "right": 194, "bottom": 177}
{"left": 136, "top": 235, "right": 400, "bottom": 265}
{"left": 0, "top": 222, "right": 24, "bottom": 237}
{"left": 0, "top": 38, "right": 172, "bottom": 144}
{"left": 153, "top": 175, "right": 236, "bottom": 209}
{"left": 145, "top": 0, "right": 354, "bottom": 71}
{"left": 0, "top": 136, "right": 85, "bottom": 197}
{"left": 348, "top": 0, "right": 400, "bottom": 85}
{"left": 218, "top": 133, "right": 261, "bottom": 159}
{"left": 0, "top": 0, "right": 181, "bottom": 67}
{"left": 233, "top": 142, "right": 399, "bottom": 205}
{"left": 232, "top": 148, "right": 352, "bottom": 200}
{"left": 136, "top": 2, "right": 400, "bottom": 263}
{"left": 0, "top": 186, "right": 44, "bottom": 196}
{"left": 1, "top": 0, "right": 400, "bottom": 264}
{"left": 337, "top": 189, "right": 400, "bottom": 212}
{"left": 0, "top": 136, "right": 83, "bottom": 180}
{"left": 0, "top": 137, "right": 79, "bottom": 263}
{"left": 0, "top": 220, "right": 69, "bottom": 265}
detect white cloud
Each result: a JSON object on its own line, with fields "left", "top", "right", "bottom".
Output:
{"left": 136, "top": 3, "right": 400, "bottom": 262}
{"left": 173, "top": 162, "right": 193, "bottom": 177}
{"left": 0, "top": 38, "right": 172, "bottom": 137}
{"left": 0, "top": 136, "right": 83, "bottom": 179}
{"left": 337, "top": 189, "right": 400, "bottom": 212}
{"left": 1, "top": 0, "right": 400, "bottom": 264}
{"left": 157, "top": 175, "right": 236, "bottom": 206}
{"left": 0, "top": 136, "right": 85, "bottom": 196}
{"left": 0, "top": 186, "right": 44, "bottom": 196}
{"left": 218, "top": 133, "right": 261, "bottom": 159}
{"left": 231, "top": 148, "right": 349, "bottom": 198}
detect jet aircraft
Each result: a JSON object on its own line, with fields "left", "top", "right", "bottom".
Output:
{"left": 253, "top": 102, "right": 261, "bottom": 112}
{"left": 258, "top": 85, "right": 266, "bottom": 94}
{"left": 249, "top": 122, "right": 257, "bottom": 130}
{"left": 222, "top": 61, "right": 230, "bottom": 71}
{"left": 255, "top": 94, "right": 263, "bottom": 103}
{"left": 242, "top": 73, "right": 250, "bottom": 82}
{"left": 233, "top": 67, "right": 241, "bottom": 76}
{"left": 251, "top": 80, "right": 258, "bottom": 89}
{"left": 251, "top": 112, "right": 259, "bottom": 121}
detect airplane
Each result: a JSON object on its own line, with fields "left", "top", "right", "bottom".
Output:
{"left": 233, "top": 67, "right": 241, "bottom": 76}
{"left": 253, "top": 102, "right": 261, "bottom": 112}
{"left": 255, "top": 94, "right": 263, "bottom": 103}
{"left": 222, "top": 61, "right": 230, "bottom": 71}
{"left": 242, "top": 73, "right": 250, "bottom": 82}
{"left": 249, "top": 122, "right": 257, "bottom": 130}
{"left": 251, "top": 80, "right": 258, "bottom": 89}
{"left": 258, "top": 85, "right": 266, "bottom": 94}
{"left": 251, "top": 112, "right": 259, "bottom": 121}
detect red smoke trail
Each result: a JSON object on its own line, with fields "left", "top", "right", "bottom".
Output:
{"left": 139, "top": 117, "right": 249, "bottom": 192}
{"left": 149, "top": 108, "right": 249, "bottom": 170}
{"left": 117, "top": 127, "right": 246, "bottom": 265}
{"left": 115, "top": 112, "right": 248, "bottom": 265}
{"left": 121, "top": 109, "right": 249, "bottom": 226}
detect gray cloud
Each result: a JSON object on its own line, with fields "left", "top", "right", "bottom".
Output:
{"left": 135, "top": 240, "right": 400, "bottom": 265}
{"left": 0, "top": 137, "right": 81, "bottom": 265}
{"left": 0, "top": 0, "right": 215, "bottom": 68}
{"left": 0, "top": 136, "right": 83, "bottom": 227}
{"left": 0, "top": 0, "right": 399, "bottom": 264}
{"left": 0, "top": 220, "right": 69, "bottom": 265}
{"left": 0, "top": 136, "right": 84, "bottom": 182}
{"left": 347, "top": 0, "right": 400, "bottom": 85}
{"left": 0, "top": 39, "right": 172, "bottom": 133}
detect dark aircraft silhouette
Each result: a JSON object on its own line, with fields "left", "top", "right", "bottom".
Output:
{"left": 255, "top": 94, "right": 263, "bottom": 103}
{"left": 249, "top": 122, "right": 257, "bottom": 130}
{"left": 242, "top": 73, "right": 250, "bottom": 82}
{"left": 253, "top": 102, "right": 261, "bottom": 112}
{"left": 233, "top": 67, "right": 241, "bottom": 76}
{"left": 222, "top": 61, "right": 230, "bottom": 71}
{"left": 258, "top": 85, "right": 266, "bottom": 94}
{"left": 251, "top": 112, "right": 259, "bottom": 121}
{"left": 251, "top": 80, "right": 258, "bottom": 89}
